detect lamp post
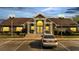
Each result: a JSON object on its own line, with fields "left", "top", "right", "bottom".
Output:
{"left": 9, "top": 13, "right": 15, "bottom": 37}
{"left": 60, "top": 17, "right": 63, "bottom": 37}
{"left": 11, "top": 17, "right": 14, "bottom": 37}
{"left": 61, "top": 23, "right": 62, "bottom": 37}
{"left": 58, "top": 13, "right": 64, "bottom": 37}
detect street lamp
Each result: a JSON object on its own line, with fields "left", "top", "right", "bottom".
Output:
{"left": 61, "top": 22, "right": 62, "bottom": 37}
{"left": 11, "top": 17, "right": 14, "bottom": 37}
{"left": 58, "top": 14, "right": 64, "bottom": 37}
{"left": 9, "top": 14, "right": 15, "bottom": 37}
{"left": 9, "top": 12, "right": 15, "bottom": 37}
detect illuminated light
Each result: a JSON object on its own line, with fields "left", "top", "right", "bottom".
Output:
{"left": 46, "top": 26, "right": 49, "bottom": 31}
{"left": 16, "top": 27, "right": 23, "bottom": 31}
{"left": 37, "top": 27, "right": 43, "bottom": 33}
{"left": 70, "top": 27, "right": 76, "bottom": 32}
{"left": 3, "top": 27, "right": 10, "bottom": 31}
{"left": 31, "top": 26, "right": 34, "bottom": 30}
{"left": 37, "top": 20, "right": 43, "bottom": 26}
{"left": 40, "top": 27, "right": 43, "bottom": 33}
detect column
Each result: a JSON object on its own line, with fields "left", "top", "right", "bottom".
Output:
{"left": 44, "top": 18, "right": 46, "bottom": 35}
{"left": 27, "top": 22, "right": 29, "bottom": 34}
{"left": 50, "top": 22, "right": 52, "bottom": 34}
{"left": 34, "top": 19, "right": 36, "bottom": 34}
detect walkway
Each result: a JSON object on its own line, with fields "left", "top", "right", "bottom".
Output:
{"left": 0, "top": 34, "right": 42, "bottom": 41}
{"left": 24, "top": 34, "right": 42, "bottom": 40}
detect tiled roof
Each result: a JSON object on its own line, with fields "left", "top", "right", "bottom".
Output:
{"left": 1, "top": 18, "right": 34, "bottom": 26}
{"left": 49, "top": 18, "right": 77, "bottom": 26}
{"left": 0, "top": 17, "right": 77, "bottom": 27}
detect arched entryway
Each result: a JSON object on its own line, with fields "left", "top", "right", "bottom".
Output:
{"left": 36, "top": 20, "right": 44, "bottom": 34}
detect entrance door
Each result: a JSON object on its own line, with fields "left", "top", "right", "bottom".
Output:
{"left": 37, "top": 27, "right": 43, "bottom": 34}
{"left": 36, "top": 20, "right": 44, "bottom": 34}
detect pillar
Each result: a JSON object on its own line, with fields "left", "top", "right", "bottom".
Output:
{"left": 27, "top": 22, "right": 29, "bottom": 34}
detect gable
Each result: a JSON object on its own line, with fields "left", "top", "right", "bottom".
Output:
{"left": 34, "top": 14, "right": 46, "bottom": 18}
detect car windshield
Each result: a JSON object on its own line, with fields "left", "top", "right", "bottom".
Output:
{"left": 43, "top": 35, "right": 55, "bottom": 38}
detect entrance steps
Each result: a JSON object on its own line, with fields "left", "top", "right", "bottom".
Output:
{"left": 24, "top": 34, "right": 42, "bottom": 40}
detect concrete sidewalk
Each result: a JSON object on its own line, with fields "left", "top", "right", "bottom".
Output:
{"left": 56, "top": 35, "right": 79, "bottom": 41}
{"left": 0, "top": 34, "right": 79, "bottom": 41}
{"left": 0, "top": 34, "right": 42, "bottom": 41}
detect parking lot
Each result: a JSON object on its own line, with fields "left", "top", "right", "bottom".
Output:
{"left": 0, "top": 38, "right": 79, "bottom": 51}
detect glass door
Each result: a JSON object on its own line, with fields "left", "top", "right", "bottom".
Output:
{"left": 37, "top": 27, "right": 43, "bottom": 34}
{"left": 36, "top": 19, "right": 44, "bottom": 34}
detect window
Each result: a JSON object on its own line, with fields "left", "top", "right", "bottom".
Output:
{"left": 16, "top": 27, "right": 23, "bottom": 31}
{"left": 46, "top": 26, "right": 49, "bottom": 31}
{"left": 70, "top": 27, "right": 76, "bottom": 32}
{"left": 36, "top": 20, "right": 43, "bottom": 27}
{"left": 3, "top": 27, "right": 10, "bottom": 31}
{"left": 30, "top": 24, "right": 34, "bottom": 33}
{"left": 45, "top": 24, "right": 50, "bottom": 33}
{"left": 44, "top": 35, "right": 55, "bottom": 38}
{"left": 31, "top": 26, "right": 34, "bottom": 30}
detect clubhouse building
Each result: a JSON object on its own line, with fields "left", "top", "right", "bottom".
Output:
{"left": 0, "top": 13, "right": 78, "bottom": 35}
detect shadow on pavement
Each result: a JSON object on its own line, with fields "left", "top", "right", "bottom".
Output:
{"left": 29, "top": 40, "right": 56, "bottom": 49}
{"left": 42, "top": 46, "right": 56, "bottom": 49}
{"left": 67, "top": 46, "right": 79, "bottom": 51}
{"left": 29, "top": 40, "right": 42, "bottom": 49}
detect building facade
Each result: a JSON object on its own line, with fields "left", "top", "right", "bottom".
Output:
{"left": 0, "top": 13, "right": 78, "bottom": 35}
{"left": 0, "top": 13, "right": 54, "bottom": 35}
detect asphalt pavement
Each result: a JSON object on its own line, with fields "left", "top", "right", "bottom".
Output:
{"left": 0, "top": 39, "right": 79, "bottom": 51}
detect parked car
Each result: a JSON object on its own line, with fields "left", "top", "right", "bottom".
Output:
{"left": 42, "top": 34, "right": 58, "bottom": 47}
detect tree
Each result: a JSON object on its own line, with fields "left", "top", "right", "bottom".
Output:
{"left": 73, "top": 15, "right": 79, "bottom": 21}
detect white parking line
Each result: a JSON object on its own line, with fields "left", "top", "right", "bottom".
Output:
{"left": 0, "top": 40, "right": 12, "bottom": 47}
{"left": 14, "top": 41, "right": 26, "bottom": 51}
{"left": 58, "top": 42, "right": 71, "bottom": 51}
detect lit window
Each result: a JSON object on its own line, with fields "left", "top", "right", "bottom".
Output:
{"left": 16, "top": 27, "right": 23, "bottom": 31}
{"left": 70, "top": 27, "right": 76, "bottom": 32}
{"left": 31, "top": 26, "right": 34, "bottom": 30}
{"left": 45, "top": 24, "right": 50, "bottom": 33}
{"left": 46, "top": 26, "right": 49, "bottom": 31}
{"left": 3, "top": 27, "right": 10, "bottom": 31}
{"left": 37, "top": 20, "right": 43, "bottom": 26}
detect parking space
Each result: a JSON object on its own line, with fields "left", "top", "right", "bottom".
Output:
{"left": 0, "top": 40, "right": 23, "bottom": 51}
{"left": 0, "top": 39, "right": 42, "bottom": 51}
{"left": 0, "top": 34, "right": 79, "bottom": 51}
{"left": 16, "top": 40, "right": 42, "bottom": 51}
{"left": 0, "top": 38, "right": 79, "bottom": 51}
